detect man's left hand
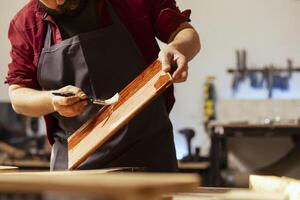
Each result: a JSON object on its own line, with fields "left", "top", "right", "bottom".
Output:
{"left": 159, "top": 45, "right": 188, "bottom": 83}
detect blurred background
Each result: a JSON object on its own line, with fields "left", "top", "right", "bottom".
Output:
{"left": 0, "top": 0, "right": 300, "bottom": 187}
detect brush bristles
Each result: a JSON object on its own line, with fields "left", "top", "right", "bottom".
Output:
{"left": 104, "top": 93, "right": 119, "bottom": 104}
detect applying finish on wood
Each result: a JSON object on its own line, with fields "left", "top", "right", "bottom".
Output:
{"left": 68, "top": 60, "right": 173, "bottom": 170}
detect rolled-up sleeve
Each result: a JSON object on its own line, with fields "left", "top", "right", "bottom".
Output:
{"left": 150, "top": 0, "right": 191, "bottom": 43}
{"left": 5, "top": 20, "right": 39, "bottom": 89}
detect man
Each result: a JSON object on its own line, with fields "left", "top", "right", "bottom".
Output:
{"left": 6, "top": 0, "right": 200, "bottom": 171}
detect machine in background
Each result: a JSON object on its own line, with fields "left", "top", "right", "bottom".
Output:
{"left": 0, "top": 102, "right": 50, "bottom": 170}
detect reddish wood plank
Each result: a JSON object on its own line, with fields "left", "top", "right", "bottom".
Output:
{"left": 68, "top": 60, "right": 173, "bottom": 169}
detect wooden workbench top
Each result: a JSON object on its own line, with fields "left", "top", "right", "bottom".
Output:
{"left": 0, "top": 172, "right": 199, "bottom": 200}
{"left": 169, "top": 187, "right": 286, "bottom": 200}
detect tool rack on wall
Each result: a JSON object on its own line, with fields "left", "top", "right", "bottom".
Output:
{"left": 228, "top": 50, "right": 300, "bottom": 98}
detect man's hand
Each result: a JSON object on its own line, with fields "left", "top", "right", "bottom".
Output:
{"left": 51, "top": 85, "right": 88, "bottom": 117}
{"left": 159, "top": 45, "right": 188, "bottom": 83}
{"left": 158, "top": 22, "right": 200, "bottom": 83}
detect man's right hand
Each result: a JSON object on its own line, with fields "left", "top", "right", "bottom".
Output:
{"left": 52, "top": 85, "right": 89, "bottom": 117}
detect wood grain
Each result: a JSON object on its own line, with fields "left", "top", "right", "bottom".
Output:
{"left": 0, "top": 172, "right": 199, "bottom": 200}
{"left": 178, "top": 162, "right": 210, "bottom": 170}
{"left": 68, "top": 60, "right": 173, "bottom": 170}
{"left": 165, "top": 187, "right": 286, "bottom": 200}
{"left": 170, "top": 190, "right": 286, "bottom": 200}
{"left": 0, "top": 166, "right": 18, "bottom": 172}
{"left": 1, "top": 168, "right": 136, "bottom": 175}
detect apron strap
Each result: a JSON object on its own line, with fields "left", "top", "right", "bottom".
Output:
{"left": 105, "top": 0, "right": 122, "bottom": 26}
{"left": 44, "top": 23, "right": 52, "bottom": 49}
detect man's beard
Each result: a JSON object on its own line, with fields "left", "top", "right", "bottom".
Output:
{"left": 39, "top": 0, "right": 87, "bottom": 16}
{"left": 56, "top": 0, "right": 84, "bottom": 16}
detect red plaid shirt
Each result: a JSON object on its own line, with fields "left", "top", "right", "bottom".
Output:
{"left": 6, "top": 0, "right": 191, "bottom": 144}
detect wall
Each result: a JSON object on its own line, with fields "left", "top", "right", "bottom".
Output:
{"left": 0, "top": 0, "right": 27, "bottom": 101}
{"left": 172, "top": 0, "right": 300, "bottom": 158}
{"left": 1, "top": 0, "right": 300, "bottom": 158}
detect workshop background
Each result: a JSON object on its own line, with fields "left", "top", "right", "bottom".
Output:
{"left": 0, "top": 0, "right": 300, "bottom": 187}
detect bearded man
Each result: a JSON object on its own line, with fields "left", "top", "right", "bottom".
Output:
{"left": 6, "top": 0, "right": 200, "bottom": 171}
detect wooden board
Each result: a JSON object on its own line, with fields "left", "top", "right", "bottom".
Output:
{"left": 2, "top": 168, "right": 138, "bottom": 175}
{"left": 1, "top": 160, "right": 50, "bottom": 169}
{"left": 249, "top": 175, "right": 300, "bottom": 200}
{"left": 165, "top": 187, "right": 285, "bottom": 200}
{"left": 0, "top": 172, "right": 199, "bottom": 200}
{"left": 170, "top": 190, "right": 286, "bottom": 200}
{"left": 0, "top": 166, "right": 18, "bottom": 172}
{"left": 68, "top": 60, "right": 173, "bottom": 170}
{"left": 178, "top": 162, "right": 210, "bottom": 170}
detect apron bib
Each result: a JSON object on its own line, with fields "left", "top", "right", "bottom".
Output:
{"left": 37, "top": 0, "right": 177, "bottom": 172}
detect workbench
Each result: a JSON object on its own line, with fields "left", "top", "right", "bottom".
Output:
{"left": 0, "top": 169, "right": 298, "bottom": 200}
{"left": 0, "top": 185, "right": 286, "bottom": 200}
{"left": 208, "top": 122, "right": 300, "bottom": 186}
{"left": 0, "top": 166, "right": 18, "bottom": 172}
{"left": 0, "top": 170, "right": 200, "bottom": 200}
{"left": 0, "top": 160, "right": 49, "bottom": 170}
{"left": 170, "top": 187, "right": 285, "bottom": 200}
{"left": 178, "top": 162, "right": 210, "bottom": 186}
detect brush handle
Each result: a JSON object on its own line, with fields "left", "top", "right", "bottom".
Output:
{"left": 52, "top": 92, "right": 104, "bottom": 105}
{"left": 52, "top": 92, "right": 76, "bottom": 97}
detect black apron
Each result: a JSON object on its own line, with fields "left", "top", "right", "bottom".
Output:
{"left": 37, "top": 0, "right": 177, "bottom": 172}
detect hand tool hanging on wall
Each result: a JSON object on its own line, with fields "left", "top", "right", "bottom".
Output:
{"left": 249, "top": 72, "right": 264, "bottom": 89}
{"left": 232, "top": 50, "right": 247, "bottom": 93}
{"left": 228, "top": 52, "right": 300, "bottom": 98}
{"left": 263, "top": 60, "right": 294, "bottom": 98}
{"left": 272, "top": 59, "right": 293, "bottom": 91}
